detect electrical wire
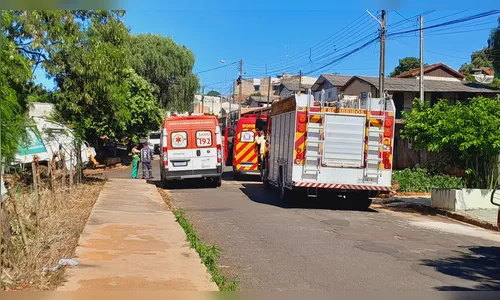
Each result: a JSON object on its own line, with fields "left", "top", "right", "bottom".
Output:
{"left": 194, "top": 61, "right": 238, "bottom": 75}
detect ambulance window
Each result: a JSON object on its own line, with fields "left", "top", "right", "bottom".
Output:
{"left": 196, "top": 130, "right": 213, "bottom": 147}
{"left": 171, "top": 131, "right": 187, "bottom": 148}
{"left": 240, "top": 131, "right": 254, "bottom": 143}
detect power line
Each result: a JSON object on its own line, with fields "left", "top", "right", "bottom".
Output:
{"left": 388, "top": 10, "right": 500, "bottom": 38}
{"left": 245, "top": 12, "right": 371, "bottom": 70}
{"left": 194, "top": 61, "right": 238, "bottom": 75}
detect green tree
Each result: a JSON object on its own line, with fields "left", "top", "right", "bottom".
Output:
{"left": 401, "top": 96, "right": 500, "bottom": 189}
{"left": 206, "top": 90, "right": 220, "bottom": 97}
{"left": 489, "top": 17, "right": 500, "bottom": 78}
{"left": 122, "top": 68, "right": 163, "bottom": 140}
{"left": 48, "top": 12, "right": 131, "bottom": 142}
{"left": 459, "top": 47, "right": 493, "bottom": 74}
{"left": 128, "top": 34, "right": 199, "bottom": 111}
{"left": 0, "top": 24, "right": 32, "bottom": 161}
{"left": 390, "top": 57, "right": 424, "bottom": 77}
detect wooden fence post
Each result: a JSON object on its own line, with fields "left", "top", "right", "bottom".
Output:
{"left": 11, "top": 189, "right": 28, "bottom": 254}
{"left": 70, "top": 151, "right": 74, "bottom": 190}
{"left": 60, "top": 152, "right": 66, "bottom": 190}
{"left": 32, "top": 158, "right": 40, "bottom": 227}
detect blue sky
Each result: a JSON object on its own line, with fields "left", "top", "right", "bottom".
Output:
{"left": 34, "top": 2, "right": 500, "bottom": 94}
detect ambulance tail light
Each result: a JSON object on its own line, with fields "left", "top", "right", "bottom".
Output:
{"left": 162, "top": 147, "right": 168, "bottom": 166}
{"left": 217, "top": 144, "right": 222, "bottom": 164}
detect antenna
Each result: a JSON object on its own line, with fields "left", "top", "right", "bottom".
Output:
{"left": 473, "top": 74, "right": 494, "bottom": 84}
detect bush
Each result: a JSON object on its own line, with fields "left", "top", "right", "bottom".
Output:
{"left": 392, "top": 168, "right": 465, "bottom": 193}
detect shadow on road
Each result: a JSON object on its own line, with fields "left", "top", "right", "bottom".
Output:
{"left": 240, "top": 182, "right": 379, "bottom": 212}
{"left": 421, "top": 246, "right": 500, "bottom": 291}
{"left": 221, "top": 171, "right": 261, "bottom": 182}
{"left": 146, "top": 178, "right": 220, "bottom": 190}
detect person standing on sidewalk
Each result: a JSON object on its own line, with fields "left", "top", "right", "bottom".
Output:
{"left": 140, "top": 142, "right": 154, "bottom": 179}
{"left": 131, "top": 150, "right": 140, "bottom": 179}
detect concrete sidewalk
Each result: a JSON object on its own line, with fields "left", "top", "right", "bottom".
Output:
{"left": 58, "top": 179, "right": 218, "bottom": 291}
{"left": 375, "top": 196, "right": 499, "bottom": 231}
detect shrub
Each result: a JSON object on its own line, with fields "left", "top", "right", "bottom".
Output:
{"left": 392, "top": 168, "right": 465, "bottom": 193}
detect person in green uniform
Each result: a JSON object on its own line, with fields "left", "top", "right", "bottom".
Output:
{"left": 131, "top": 145, "right": 140, "bottom": 179}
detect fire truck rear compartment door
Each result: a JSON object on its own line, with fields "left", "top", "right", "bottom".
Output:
{"left": 322, "top": 114, "right": 365, "bottom": 168}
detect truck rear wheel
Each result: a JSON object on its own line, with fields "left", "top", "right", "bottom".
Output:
{"left": 348, "top": 191, "right": 372, "bottom": 211}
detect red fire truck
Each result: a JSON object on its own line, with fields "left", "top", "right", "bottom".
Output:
{"left": 261, "top": 92, "right": 396, "bottom": 210}
{"left": 224, "top": 114, "right": 268, "bottom": 179}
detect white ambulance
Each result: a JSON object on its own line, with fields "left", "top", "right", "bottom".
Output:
{"left": 159, "top": 113, "right": 223, "bottom": 188}
{"left": 262, "top": 92, "right": 396, "bottom": 210}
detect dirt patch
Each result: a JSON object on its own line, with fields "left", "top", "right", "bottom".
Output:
{"left": 0, "top": 178, "right": 105, "bottom": 291}
{"left": 83, "top": 224, "right": 170, "bottom": 253}
{"left": 76, "top": 276, "right": 197, "bottom": 291}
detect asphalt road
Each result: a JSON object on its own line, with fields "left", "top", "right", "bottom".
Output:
{"left": 106, "top": 163, "right": 500, "bottom": 291}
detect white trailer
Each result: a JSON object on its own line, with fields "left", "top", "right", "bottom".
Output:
{"left": 262, "top": 92, "right": 396, "bottom": 210}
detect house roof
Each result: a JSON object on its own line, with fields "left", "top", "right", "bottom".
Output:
{"left": 482, "top": 67, "right": 495, "bottom": 76}
{"left": 247, "top": 95, "right": 280, "bottom": 103}
{"left": 311, "top": 74, "right": 352, "bottom": 91}
{"left": 280, "top": 80, "right": 314, "bottom": 92}
{"left": 241, "top": 106, "right": 271, "bottom": 115}
{"left": 342, "top": 76, "right": 500, "bottom": 93}
{"left": 395, "top": 63, "right": 466, "bottom": 79}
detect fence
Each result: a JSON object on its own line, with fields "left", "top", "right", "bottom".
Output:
{"left": 393, "top": 122, "right": 465, "bottom": 176}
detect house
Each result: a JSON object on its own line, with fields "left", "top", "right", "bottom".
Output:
{"left": 341, "top": 76, "right": 500, "bottom": 118}
{"left": 311, "top": 74, "right": 352, "bottom": 101}
{"left": 246, "top": 95, "right": 280, "bottom": 107}
{"left": 395, "top": 63, "right": 465, "bottom": 82}
{"left": 233, "top": 77, "right": 281, "bottom": 100}
{"left": 277, "top": 79, "right": 314, "bottom": 98}
{"left": 471, "top": 67, "right": 495, "bottom": 76}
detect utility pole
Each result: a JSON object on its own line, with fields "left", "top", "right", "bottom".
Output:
{"left": 379, "top": 10, "right": 386, "bottom": 99}
{"left": 201, "top": 85, "right": 205, "bottom": 113}
{"left": 419, "top": 14, "right": 424, "bottom": 104}
{"left": 298, "top": 70, "right": 302, "bottom": 95}
{"left": 267, "top": 76, "right": 271, "bottom": 108}
{"left": 366, "top": 10, "right": 386, "bottom": 99}
{"left": 229, "top": 82, "right": 233, "bottom": 126}
{"left": 238, "top": 59, "right": 243, "bottom": 120}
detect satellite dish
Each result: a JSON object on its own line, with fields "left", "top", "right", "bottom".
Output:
{"left": 473, "top": 74, "right": 494, "bottom": 84}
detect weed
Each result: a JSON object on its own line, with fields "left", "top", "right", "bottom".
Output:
{"left": 392, "top": 168, "right": 464, "bottom": 192}
{"left": 157, "top": 188, "right": 238, "bottom": 291}
{"left": 172, "top": 209, "right": 239, "bottom": 291}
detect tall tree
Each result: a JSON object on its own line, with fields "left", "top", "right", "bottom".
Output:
{"left": 458, "top": 47, "right": 493, "bottom": 74}
{"left": 48, "top": 12, "right": 131, "bottom": 142}
{"left": 0, "top": 29, "right": 32, "bottom": 161}
{"left": 489, "top": 17, "right": 500, "bottom": 78}
{"left": 122, "top": 68, "right": 163, "bottom": 140}
{"left": 128, "top": 34, "right": 199, "bottom": 111}
{"left": 207, "top": 90, "right": 220, "bottom": 97}
{"left": 390, "top": 57, "right": 423, "bottom": 77}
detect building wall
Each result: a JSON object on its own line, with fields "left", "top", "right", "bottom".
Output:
{"left": 342, "top": 79, "right": 378, "bottom": 97}
{"left": 426, "top": 67, "right": 463, "bottom": 81}
{"left": 233, "top": 79, "right": 255, "bottom": 99}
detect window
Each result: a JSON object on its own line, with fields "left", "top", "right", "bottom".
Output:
{"left": 149, "top": 133, "right": 160, "bottom": 139}
{"left": 240, "top": 130, "right": 255, "bottom": 143}
{"left": 328, "top": 91, "right": 332, "bottom": 99}
{"left": 196, "top": 130, "right": 213, "bottom": 147}
{"left": 254, "top": 85, "right": 260, "bottom": 91}
{"left": 171, "top": 131, "right": 187, "bottom": 148}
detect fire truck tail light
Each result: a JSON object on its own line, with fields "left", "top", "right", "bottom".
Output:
{"left": 298, "top": 115, "right": 307, "bottom": 123}
{"left": 384, "top": 120, "right": 393, "bottom": 127}
{"left": 296, "top": 152, "right": 303, "bottom": 160}
{"left": 384, "top": 129, "right": 391, "bottom": 137}
{"left": 298, "top": 124, "right": 306, "bottom": 133}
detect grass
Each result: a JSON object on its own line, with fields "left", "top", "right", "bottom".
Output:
{"left": 392, "top": 168, "right": 465, "bottom": 193}
{"left": 157, "top": 188, "right": 239, "bottom": 291}
{"left": 1, "top": 175, "right": 105, "bottom": 291}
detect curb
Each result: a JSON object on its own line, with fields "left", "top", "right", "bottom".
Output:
{"left": 374, "top": 199, "right": 499, "bottom": 232}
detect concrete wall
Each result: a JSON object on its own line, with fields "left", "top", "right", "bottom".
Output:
{"left": 432, "top": 188, "right": 497, "bottom": 211}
